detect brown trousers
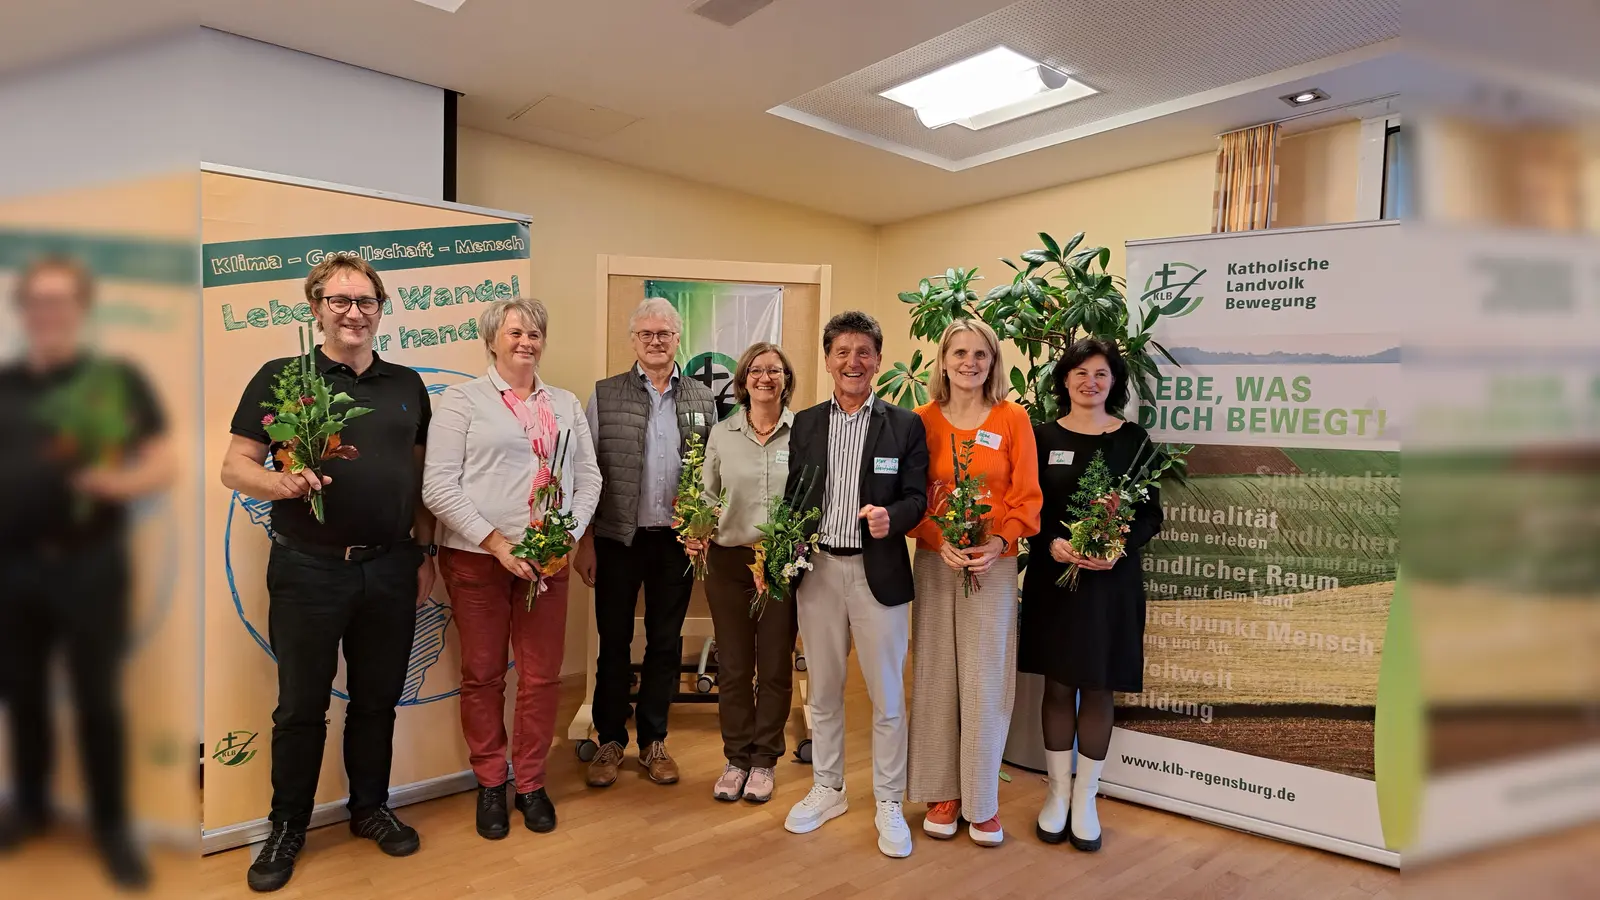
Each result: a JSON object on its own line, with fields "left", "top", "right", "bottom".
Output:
{"left": 704, "top": 543, "right": 799, "bottom": 769}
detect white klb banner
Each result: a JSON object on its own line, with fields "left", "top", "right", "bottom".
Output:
{"left": 1120, "top": 221, "right": 1401, "bottom": 866}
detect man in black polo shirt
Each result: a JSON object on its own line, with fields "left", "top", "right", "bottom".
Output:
{"left": 220, "top": 255, "right": 435, "bottom": 894}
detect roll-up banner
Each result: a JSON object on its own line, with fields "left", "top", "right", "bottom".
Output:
{"left": 1120, "top": 221, "right": 1404, "bottom": 865}
{"left": 200, "top": 168, "right": 531, "bottom": 851}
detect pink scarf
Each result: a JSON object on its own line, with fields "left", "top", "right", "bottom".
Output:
{"left": 499, "top": 385, "right": 559, "bottom": 518}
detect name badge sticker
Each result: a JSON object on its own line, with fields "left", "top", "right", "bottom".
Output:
{"left": 693, "top": 412, "right": 706, "bottom": 427}
{"left": 874, "top": 457, "right": 899, "bottom": 474}
{"left": 775, "top": 450, "right": 790, "bottom": 464}
{"left": 1049, "top": 450, "right": 1075, "bottom": 465}
{"left": 974, "top": 429, "right": 1002, "bottom": 450}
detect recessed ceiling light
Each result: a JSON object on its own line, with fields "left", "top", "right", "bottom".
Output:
{"left": 1282, "top": 88, "right": 1329, "bottom": 107}
{"left": 412, "top": 0, "right": 468, "bottom": 11}
{"left": 880, "top": 46, "right": 1098, "bottom": 131}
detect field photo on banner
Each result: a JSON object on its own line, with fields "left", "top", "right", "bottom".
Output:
{"left": 200, "top": 170, "right": 531, "bottom": 848}
{"left": 645, "top": 280, "right": 782, "bottom": 421}
{"left": 1117, "top": 221, "right": 1402, "bottom": 856}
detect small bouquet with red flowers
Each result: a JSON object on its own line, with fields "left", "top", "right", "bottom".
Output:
{"left": 672, "top": 431, "right": 724, "bottom": 580}
{"left": 748, "top": 466, "right": 821, "bottom": 620}
{"left": 1056, "top": 438, "right": 1188, "bottom": 588}
{"left": 930, "top": 435, "right": 993, "bottom": 597}
{"left": 510, "top": 429, "right": 577, "bottom": 610}
{"left": 260, "top": 324, "right": 372, "bottom": 523}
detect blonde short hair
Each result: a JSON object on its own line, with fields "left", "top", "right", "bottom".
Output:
{"left": 479, "top": 298, "right": 549, "bottom": 360}
{"left": 928, "top": 318, "right": 1007, "bottom": 405}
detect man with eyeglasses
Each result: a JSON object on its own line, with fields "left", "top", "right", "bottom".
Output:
{"left": 575, "top": 297, "right": 715, "bottom": 789}
{"left": 220, "top": 256, "right": 436, "bottom": 893}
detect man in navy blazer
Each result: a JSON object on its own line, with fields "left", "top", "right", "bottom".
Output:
{"left": 779, "top": 311, "right": 927, "bottom": 859}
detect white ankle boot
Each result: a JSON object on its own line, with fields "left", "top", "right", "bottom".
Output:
{"left": 1069, "top": 751, "right": 1104, "bottom": 851}
{"left": 1035, "top": 749, "right": 1074, "bottom": 843}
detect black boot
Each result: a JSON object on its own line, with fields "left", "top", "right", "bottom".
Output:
{"left": 514, "top": 788, "right": 557, "bottom": 834}
{"left": 96, "top": 827, "right": 151, "bottom": 891}
{"left": 476, "top": 783, "right": 510, "bottom": 840}
{"left": 0, "top": 807, "right": 48, "bottom": 853}
{"left": 245, "top": 823, "right": 306, "bottom": 893}
{"left": 349, "top": 805, "right": 420, "bottom": 857}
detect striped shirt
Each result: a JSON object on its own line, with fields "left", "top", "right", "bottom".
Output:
{"left": 819, "top": 392, "right": 874, "bottom": 548}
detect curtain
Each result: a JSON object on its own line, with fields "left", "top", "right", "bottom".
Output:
{"left": 1213, "top": 123, "right": 1280, "bottom": 232}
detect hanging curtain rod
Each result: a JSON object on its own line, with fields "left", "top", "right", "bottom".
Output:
{"left": 1216, "top": 93, "right": 1401, "bottom": 137}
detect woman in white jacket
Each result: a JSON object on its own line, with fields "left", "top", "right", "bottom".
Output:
{"left": 422, "top": 298, "right": 600, "bottom": 841}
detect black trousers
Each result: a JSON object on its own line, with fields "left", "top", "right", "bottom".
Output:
{"left": 591, "top": 529, "right": 693, "bottom": 750}
{"left": 0, "top": 541, "right": 130, "bottom": 831}
{"left": 265, "top": 541, "right": 418, "bottom": 830}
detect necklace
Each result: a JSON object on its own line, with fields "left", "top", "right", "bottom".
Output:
{"left": 748, "top": 410, "right": 779, "bottom": 438}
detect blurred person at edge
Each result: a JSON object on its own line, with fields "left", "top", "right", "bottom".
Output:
{"left": 220, "top": 255, "right": 436, "bottom": 894}
{"left": 0, "top": 256, "right": 173, "bottom": 890}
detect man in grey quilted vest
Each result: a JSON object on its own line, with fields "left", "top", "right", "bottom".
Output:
{"left": 576, "top": 297, "right": 716, "bottom": 789}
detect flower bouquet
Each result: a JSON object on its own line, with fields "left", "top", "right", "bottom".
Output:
{"left": 36, "top": 358, "right": 139, "bottom": 522}
{"left": 672, "top": 431, "right": 724, "bottom": 580}
{"left": 930, "top": 435, "right": 992, "bottom": 596}
{"left": 748, "top": 466, "right": 822, "bottom": 620}
{"left": 509, "top": 429, "right": 577, "bottom": 610}
{"left": 1056, "top": 438, "right": 1188, "bottom": 588}
{"left": 260, "top": 324, "right": 373, "bottom": 523}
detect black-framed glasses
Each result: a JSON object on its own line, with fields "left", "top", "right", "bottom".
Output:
{"left": 634, "top": 330, "right": 678, "bottom": 344}
{"left": 323, "top": 295, "right": 382, "bottom": 315}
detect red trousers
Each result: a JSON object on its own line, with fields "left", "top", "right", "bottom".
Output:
{"left": 438, "top": 547, "right": 568, "bottom": 793}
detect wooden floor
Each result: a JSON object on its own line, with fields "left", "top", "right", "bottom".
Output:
{"left": 15, "top": 662, "right": 1598, "bottom": 898}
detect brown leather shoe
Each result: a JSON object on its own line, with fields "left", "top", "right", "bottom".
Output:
{"left": 586, "top": 741, "right": 625, "bottom": 787}
{"left": 640, "top": 741, "right": 680, "bottom": 785}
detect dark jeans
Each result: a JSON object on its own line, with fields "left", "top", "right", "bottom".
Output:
{"left": 591, "top": 529, "right": 693, "bottom": 750}
{"left": 704, "top": 543, "right": 798, "bottom": 769}
{"left": 0, "top": 541, "right": 130, "bottom": 831}
{"left": 266, "top": 541, "right": 418, "bottom": 830}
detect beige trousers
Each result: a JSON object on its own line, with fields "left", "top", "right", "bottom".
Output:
{"left": 906, "top": 549, "right": 1018, "bottom": 822}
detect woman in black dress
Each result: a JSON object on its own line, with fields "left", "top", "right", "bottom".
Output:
{"left": 1019, "top": 339, "right": 1163, "bottom": 852}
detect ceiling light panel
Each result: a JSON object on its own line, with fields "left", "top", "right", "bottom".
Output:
{"left": 880, "top": 46, "right": 1097, "bottom": 130}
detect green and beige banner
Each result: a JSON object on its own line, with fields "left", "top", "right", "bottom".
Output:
{"left": 200, "top": 171, "right": 530, "bottom": 848}
{"left": 1118, "top": 221, "right": 1407, "bottom": 862}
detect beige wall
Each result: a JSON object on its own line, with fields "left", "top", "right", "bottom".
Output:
{"left": 1276, "top": 121, "right": 1362, "bottom": 227}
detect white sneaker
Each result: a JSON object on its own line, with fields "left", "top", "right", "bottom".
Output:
{"left": 784, "top": 784, "right": 848, "bottom": 834}
{"left": 874, "top": 800, "right": 913, "bottom": 858}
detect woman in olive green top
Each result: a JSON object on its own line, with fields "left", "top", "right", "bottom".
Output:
{"left": 684, "top": 341, "right": 797, "bottom": 804}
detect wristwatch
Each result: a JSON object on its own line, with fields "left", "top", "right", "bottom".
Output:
{"left": 426, "top": 543, "right": 439, "bottom": 557}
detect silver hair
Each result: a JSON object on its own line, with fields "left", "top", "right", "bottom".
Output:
{"left": 628, "top": 296, "right": 682, "bottom": 333}
{"left": 479, "top": 298, "right": 549, "bottom": 360}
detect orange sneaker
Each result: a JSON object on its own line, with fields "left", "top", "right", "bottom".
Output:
{"left": 922, "top": 800, "right": 961, "bottom": 839}
{"left": 969, "top": 813, "right": 1004, "bottom": 846}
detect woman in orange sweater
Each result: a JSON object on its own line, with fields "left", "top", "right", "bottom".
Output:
{"left": 906, "top": 319, "right": 1041, "bottom": 846}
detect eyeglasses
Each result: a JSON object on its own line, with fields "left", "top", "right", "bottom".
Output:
{"left": 748, "top": 367, "right": 786, "bottom": 379}
{"left": 633, "top": 330, "right": 678, "bottom": 344}
{"left": 323, "top": 295, "right": 382, "bottom": 315}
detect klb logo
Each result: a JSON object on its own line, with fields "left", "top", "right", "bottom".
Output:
{"left": 1142, "top": 262, "right": 1206, "bottom": 318}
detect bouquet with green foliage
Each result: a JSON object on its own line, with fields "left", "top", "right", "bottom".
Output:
{"left": 36, "top": 358, "right": 140, "bottom": 521}
{"left": 509, "top": 429, "right": 577, "bottom": 610}
{"left": 1057, "top": 437, "right": 1188, "bottom": 588}
{"left": 930, "top": 435, "right": 992, "bottom": 597}
{"left": 260, "top": 324, "right": 373, "bottom": 523}
{"left": 672, "top": 431, "right": 724, "bottom": 580}
{"left": 748, "top": 466, "right": 821, "bottom": 620}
